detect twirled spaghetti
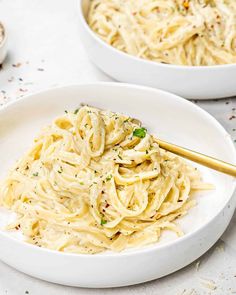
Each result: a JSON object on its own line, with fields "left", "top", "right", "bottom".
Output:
{"left": 0, "top": 106, "right": 210, "bottom": 254}
{"left": 88, "top": 0, "right": 236, "bottom": 66}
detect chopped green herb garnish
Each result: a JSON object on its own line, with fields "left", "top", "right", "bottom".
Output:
{"left": 118, "top": 154, "right": 123, "bottom": 160}
{"left": 124, "top": 118, "right": 129, "bottom": 123}
{"left": 145, "top": 150, "right": 148, "bottom": 154}
{"left": 58, "top": 166, "right": 63, "bottom": 174}
{"left": 101, "top": 218, "right": 107, "bottom": 225}
{"left": 79, "top": 182, "right": 84, "bottom": 185}
{"left": 106, "top": 175, "right": 112, "bottom": 181}
{"left": 133, "top": 127, "right": 147, "bottom": 138}
{"left": 74, "top": 108, "right": 79, "bottom": 115}
{"left": 32, "top": 172, "right": 38, "bottom": 177}
{"left": 64, "top": 110, "right": 68, "bottom": 114}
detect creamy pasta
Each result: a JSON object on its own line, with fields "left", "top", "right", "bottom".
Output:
{"left": 88, "top": 0, "right": 236, "bottom": 66}
{"left": 0, "top": 106, "right": 210, "bottom": 254}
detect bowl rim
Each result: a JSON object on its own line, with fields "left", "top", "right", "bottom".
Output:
{"left": 77, "top": 0, "right": 236, "bottom": 71}
{"left": 0, "top": 82, "right": 236, "bottom": 259}
{"left": 0, "top": 21, "right": 7, "bottom": 50}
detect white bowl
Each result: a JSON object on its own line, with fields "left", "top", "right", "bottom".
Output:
{"left": 0, "top": 22, "right": 7, "bottom": 65}
{"left": 0, "top": 83, "right": 235, "bottom": 288}
{"left": 77, "top": 0, "right": 236, "bottom": 100}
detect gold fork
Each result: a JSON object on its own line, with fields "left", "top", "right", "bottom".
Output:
{"left": 153, "top": 138, "right": 236, "bottom": 177}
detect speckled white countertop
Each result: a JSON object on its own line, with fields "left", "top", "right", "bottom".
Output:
{"left": 0, "top": 1, "right": 236, "bottom": 294}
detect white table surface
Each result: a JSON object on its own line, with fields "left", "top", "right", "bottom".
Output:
{"left": 0, "top": 1, "right": 236, "bottom": 294}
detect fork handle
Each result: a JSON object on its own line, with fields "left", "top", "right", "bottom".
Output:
{"left": 154, "top": 138, "right": 236, "bottom": 177}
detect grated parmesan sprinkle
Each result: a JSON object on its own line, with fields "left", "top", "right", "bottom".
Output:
{"left": 200, "top": 278, "right": 217, "bottom": 290}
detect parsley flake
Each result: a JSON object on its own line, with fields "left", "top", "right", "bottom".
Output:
{"left": 118, "top": 154, "right": 123, "bottom": 160}
{"left": 58, "top": 166, "right": 63, "bottom": 174}
{"left": 133, "top": 127, "right": 147, "bottom": 138}
{"left": 74, "top": 108, "right": 79, "bottom": 115}
{"left": 106, "top": 175, "right": 112, "bottom": 181}
{"left": 32, "top": 172, "right": 38, "bottom": 177}
{"left": 101, "top": 218, "right": 107, "bottom": 225}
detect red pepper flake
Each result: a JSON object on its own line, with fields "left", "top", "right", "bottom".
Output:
{"left": 37, "top": 68, "right": 44, "bottom": 71}
{"left": 8, "top": 77, "right": 14, "bottom": 82}
{"left": 12, "top": 62, "right": 22, "bottom": 68}
{"left": 229, "top": 115, "right": 236, "bottom": 120}
{"left": 19, "top": 88, "right": 28, "bottom": 92}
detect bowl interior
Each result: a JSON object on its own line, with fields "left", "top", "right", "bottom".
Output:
{"left": 0, "top": 83, "right": 235, "bottom": 251}
{"left": 81, "top": 0, "right": 90, "bottom": 18}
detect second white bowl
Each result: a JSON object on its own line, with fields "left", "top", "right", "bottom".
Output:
{"left": 78, "top": 0, "right": 236, "bottom": 100}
